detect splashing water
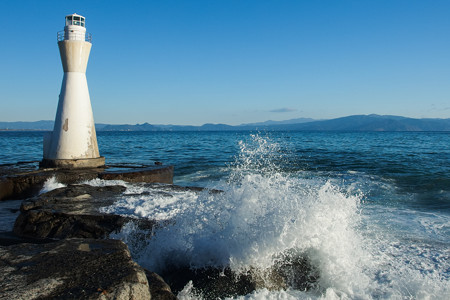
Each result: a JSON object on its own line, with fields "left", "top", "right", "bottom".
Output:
{"left": 39, "top": 176, "right": 66, "bottom": 194}
{"left": 106, "top": 135, "right": 368, "bottom": 298}
{"left": 102, "top": 134, "right": 450, "bottom": 299}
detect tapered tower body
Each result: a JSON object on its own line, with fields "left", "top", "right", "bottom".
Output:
{"left": 42, "top": 13, "right": 104, "bottom": 168}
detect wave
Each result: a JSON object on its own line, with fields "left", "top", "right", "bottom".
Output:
{"left": 100, "top": 134, "right": 450, "bottom": 299}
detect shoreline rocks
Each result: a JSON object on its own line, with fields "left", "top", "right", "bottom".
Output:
{"left": 0, "top": 163, "right": 174, "bottom": 201}
{"left": 0, "top": 170, "right": 320, "bottom": 299}
{"left": 0, "top": 163, "right": 177, "bottom": 300}
{"left": 0, "top": 162, "right": 320, "bottom": 299}
{"left": 13, "top": 184, "right": 132, "bottom": 240}
{"left": 0, "top": 238, "right": 175, "bottom": 299}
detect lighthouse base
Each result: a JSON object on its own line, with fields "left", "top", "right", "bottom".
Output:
{"left": 40, "top": 157, "right": 105, "bottom": 169}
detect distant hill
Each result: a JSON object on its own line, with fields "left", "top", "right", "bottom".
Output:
{"left": 0, "top": 120, "right": 54, "bottom": 131}
{"left": 1, "top": 115, "right": 449, "bottom": 132}
{"left": 0, "top": 121, "right": 110, "bottom": 131}
{"left": 240, "top": 117, "right": 316, "bottom": 127}
{"left": 100, "top": 123, "right": 237, "bottom": 132}
{"left": 268, "top": 115, "right": 450, "bottom": 131}
{"left": 100, "top": 122, "right": 159, "bottom": 131}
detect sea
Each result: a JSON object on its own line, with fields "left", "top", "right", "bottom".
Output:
{"left": 0, "top": 130, "right": 449, "bottom": 299}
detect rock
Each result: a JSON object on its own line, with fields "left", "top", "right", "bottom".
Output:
{"left": 0, "top": 164, "right": 180, "bottom": 300}
{"left": 0, "top": 231, "right": 55, "bottom": 246}
{"left": 159, "top": 252, "right": 320, "bottom": 298}
{"left": 0, "top": 168, "right": 100, "bottom": 201}
{"left": 13, "top": 184, "right": 156, "bottom": 240}
{"left": 160, "top": 265, "right": 256, "bottom": 299}
{"left": 0, "top": 238, "right": 153, "bottom": 299}
{"left": 145, "top": 270, "right": 177, "bottom": 300}
{"left": 12, "top": 182, "right": 219, "bottom": 241}
{"left": 99, "top": 166, "right": 174, "bottom": 184}
{"left": 0, "top": 164, "right": 174, "bottom": 201}
{"left": 143, "top": 182, "right": 223, "bottom": 194}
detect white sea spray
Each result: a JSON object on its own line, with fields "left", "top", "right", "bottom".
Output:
{"left": 97, "top": 134, "right": 450, "bottom": 299}
{"left": 39, "top": 176, "right": 66, "bottom": 194}
{"left": 108, "top": 135, "right": 368, "bottom": 298}
{"left": 81, "top": 178, "right": 128, "bottom": 187}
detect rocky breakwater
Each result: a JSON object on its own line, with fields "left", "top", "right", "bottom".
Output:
{"left": 0, "top": 164, "right": 177, "bottom": 300}
{"left": 0, "top": 162, "right": 174, "bottom": 201}
{"left": 1, "top": 164, "right": 320, "bottom": 298}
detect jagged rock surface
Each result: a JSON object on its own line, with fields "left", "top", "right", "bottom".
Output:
{"left": 0, "top": 238, "right": 153, "bottom": 299}
{"left": 13, "top": 184, "right": 157, "bottom": 240}
{"left": 145, "top": 270, "right": 178, "bottom": 300}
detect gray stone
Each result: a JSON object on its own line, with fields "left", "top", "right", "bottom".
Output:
{"left": 0, "top": 164, "right": 174, "bottom": 201}
{"left": 0, "top": 163, "right": 179, "bottom": 300}
{"left": 0, "top": 238, "right": 153, "bottom": 299}
{"left": 145, "top": 270, "right": 177, "bottom": 300}
{"left": 159, "top": 252, "right": 319, "bottom": 298}
{"left": 99, "top": 166, "right": 174, "bottom": 184}
{"left": 13, "top": 184, "right": 156, "bottom": 240}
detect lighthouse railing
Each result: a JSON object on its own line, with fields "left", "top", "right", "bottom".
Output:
{"left": 57, "top": 31, "right": 92, "bottom": 43}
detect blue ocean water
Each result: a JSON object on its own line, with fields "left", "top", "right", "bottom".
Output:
{"left": 1, "top": 130, "right": 449, "bottom": 298}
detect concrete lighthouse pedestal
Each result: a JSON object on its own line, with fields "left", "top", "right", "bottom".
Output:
{"left": 41, "top": 13, "right": 104, "bottom": 169}
{"left": 40, "top": 156, "right": 105, "bottom": 169}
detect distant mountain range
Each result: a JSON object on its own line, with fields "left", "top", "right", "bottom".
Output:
{"left": 1, "top": 115, "right": 449, "bottom": 132}
{"left": 0, "top": 120, "right": 55, "bottom": 131}
{"left": 240, "top": 117, "right": 316, "bottom": 126}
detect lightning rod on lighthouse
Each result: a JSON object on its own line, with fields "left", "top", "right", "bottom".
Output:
{"left": 41, "top": 13, "right": 104, "bottom": 168}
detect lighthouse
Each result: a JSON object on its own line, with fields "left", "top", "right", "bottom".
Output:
{"left": 41, "top": 13, "right": 104, "bottom": 168}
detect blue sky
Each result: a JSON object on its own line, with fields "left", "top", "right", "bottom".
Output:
{"left": 1, "top": 0, "right": 449, "bottom": 125}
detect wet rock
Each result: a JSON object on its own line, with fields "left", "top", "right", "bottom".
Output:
{"left": 144, "top": 182, "right": 223, "bottom": 194}
{"left": 271, "top": 252, "right": 320, "bottom": 291}
{"left": 161, "top": 266, "right": 256, "bottom": 299}
{"left": 160, "top": 252, "right": 320, "bottom": 299}
{"left": 0, "top": 231, "right": 56, "bottom": 246}
{"left": 0, "top": 238, "right": 154, "bottom": 299}
{"left": 145, "top": 270, "right": 177, "bottom": 300}
{"left": 0, "top": 164, "right": 174, "bottom": 201}
{"left": 1, "top": 164, "right": 180, "bottom": 299}
{"left": 0, "top": 168, "right": 100, "bottom": 201}
{"left": 99, "top": 166, "right": 174, "bottom": 184}
{"left": 13, "top": 184, "right": 156, "bottom": 240}
{"left": 0, "top": 173, "right": 50, "bottom": 201}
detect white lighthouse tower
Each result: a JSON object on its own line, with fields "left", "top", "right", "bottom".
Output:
{"left": 42, "top": 13, "right": 104, "bottom": 168}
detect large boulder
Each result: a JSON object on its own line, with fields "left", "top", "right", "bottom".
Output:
{"left": 0, "top": 238, "right": 169, "bottom": 299}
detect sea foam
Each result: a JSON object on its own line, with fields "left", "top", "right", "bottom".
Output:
{"left": 106, "top": 135, "right": 370, "bottom": 298}
{"left": 100, "top": 134, "right": 450, "bottom": 299}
